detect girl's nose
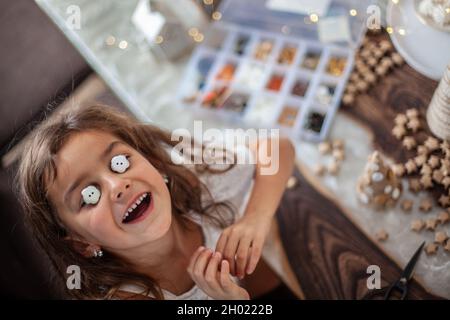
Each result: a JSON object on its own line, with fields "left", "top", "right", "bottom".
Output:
{"left": 115, "top": 183, "right": 130, "bottom": 200}
{"left": 108, "top": 176, "right": 131, "bottom": 201}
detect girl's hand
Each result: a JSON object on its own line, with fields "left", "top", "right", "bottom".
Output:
{"left": 187, "top": 247, "right": 250, "bottom": 300}
{"left": 215, "top": 214, "right": 272, "bottom": 279}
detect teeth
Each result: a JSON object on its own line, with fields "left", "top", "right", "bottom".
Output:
{"left": 122, "top": 193, "right": 149, "bottom": 222}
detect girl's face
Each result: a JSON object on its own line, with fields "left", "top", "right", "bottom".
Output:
{"left": 47, "top": 130, "right": 172, "bottom": 252}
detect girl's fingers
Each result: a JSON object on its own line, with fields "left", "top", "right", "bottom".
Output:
{"left": 246, "top": 238, "right": 263, "bottom": 275}
{"left": 204, "top": 252, "right": 223, "bottom": 292}
{"left": 219, "top": 260, "right": 233, "bottom": 291}
{"left": 235, "top": 236, "right": 252, "bottom": 279}
{"left": 223, "top": 234, "right": 240, "bottom": 276}
{"left": 191, "top": 249, "right": 213, "bottom": 287}
{"left": 215, "top": 232, "right": 228, "bottom": 254}
{"left": 187, "top": 246, "right": 205, "bottom": 274}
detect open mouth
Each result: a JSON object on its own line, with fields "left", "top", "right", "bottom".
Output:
{"left": 122, "top": 192, "right": 152, "bottom": 224}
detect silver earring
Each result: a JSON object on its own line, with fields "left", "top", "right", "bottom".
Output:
{"left": 163, "top": 175, "right": 169, "bottom": 184}
{"left": 93, "top": 248, "right": 103, "bottom": 258}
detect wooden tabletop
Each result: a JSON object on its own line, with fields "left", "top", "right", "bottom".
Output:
{"left": 275, "top": 31, "right": 442, "bottom": 299}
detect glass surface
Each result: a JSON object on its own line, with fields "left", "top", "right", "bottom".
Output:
{"left": 35, "top": 0, "right": 225, "bottom": 133}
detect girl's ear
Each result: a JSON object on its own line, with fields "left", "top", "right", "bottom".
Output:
{"left": 64, "top": 236, "right": 101, "bottom": 258}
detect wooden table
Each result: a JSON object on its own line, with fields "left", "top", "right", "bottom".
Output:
{"left": 275, "top": 32, "right": 443, "bottom": 299}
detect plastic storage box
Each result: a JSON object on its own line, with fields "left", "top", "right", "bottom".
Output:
{"left": 177, "top": 0, "right": 370, "bottom": 142}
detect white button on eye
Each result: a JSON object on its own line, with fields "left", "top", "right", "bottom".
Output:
{"left": 81, "top": 185, "right": 101, "bottom": 205}
{"left": 111, "top": 154, "right": 129, "bottom": 173}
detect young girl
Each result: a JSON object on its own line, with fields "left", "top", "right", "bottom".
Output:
{"left": 16, "top": 104, "right": 296, "bottom": 300}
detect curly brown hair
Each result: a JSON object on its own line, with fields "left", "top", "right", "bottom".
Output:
{"left": 15, "top": 105, "right": 235, "bottom": 299}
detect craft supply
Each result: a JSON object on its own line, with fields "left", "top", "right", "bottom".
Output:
{"left": 420, "top": 198, "right": 434, "bottom": 212}
{"left": 414, "top": 154, "right": 427, "bottom": 167}
{"left": 435, "top": 231, "right": 448, "bottom": 245}
{"left": 332, "top": 149, "right": 345, "bottom": 161}
{"left": 81, "top": 185, "right": 101, "bottom": 205}
{"left": 407, "top": 118, "right": 421, "bottom": 132}
{"left": 401, "top": 199, "right": 414, "bottom": 212}
{"left": 342, "top": 93, "right": 355, "bottom": 105}
{"left": 291, "top": 79, "right": 309, "bottom": 97}
{"left": 438, "top": 210, "right": 450, "bottom": 224}
{"left": 316, "top": 85, "right": 335, "bottom": 105}
{"left": 235, "top": 62, "right": 265, "bottom": 90}
{"left": 428, "top": 155, "right": 440, "bottom": 169}
{"left": 434, "top": 170, "right": 444, "bottom": 184}
{"left": 342, "top": 32, "right": 406, "bottom": 106}
{"left": 420, "top": 164, "right": 432, "bottom": 176}
{"left": 318, "top": 142, "right": 332, "bottom": 155}
{"left": 278, "top": 45, "right": 297, "bottom": 65}
{"left": 244, "top": 95, "right": 274, "bottom": 123}
{"left": 326, "top": 56, "right": 347, "bottom": 76}
{"left": 424, "top": 136, "right": 440, "bottom": 151}
{"left": 438, "top": 195, "right": 450, "bottom": 207}
{"left": 406, "top": 108, "right": 419, "bottom": 119}
{"left": 254, "top": 39, "right": 274, "bottom": 61}
{"left": 394, "top": 114, "right": 408, "bottom": 126}
{"left": 392, "top": 125, "right": 406, "bottom": 139}
{"left": 216, "top": 62, "right": 236, "bottom": 81}
{"left": 221, "top": 92, "right": 249, "bottom": 113}
{"left": 445, "top": 240, "right": 450, "bottom": 252}
{"left": 363, "top": 72, "right": 376, "bottom": 85}
{"left": 417, "top": 145, "right": 429, "bottom": 155}
{"left": 441, "top": 141, "right": 450, "bottom": 157}
{"left": 266, "top": 74, "right": 284, "bottom": 91}
{"left": 277, "top": 105, "right": 299, "bottom": 127}
{"left": 425, "top": 218, "right": 438, "bottom": 230}
{"left": 202, "top": 86, "right": 230, "bottom": 108}
{"left": 420, "top": 174, "right": 433, "bottom": 189}
{"left": 315, "top": 139, "right": 346, "bottom": 177}
{"left": 411, "top": 219, "right": 425, "bottom": 232}
{"left": 314, "top": 164, "right": 326, "bottom": 176}
{"left": 403, "top": 136, "right": 417, "bottom": 150}
{"left": 304, "top": 111, "right": 325, "bottom": 133}
{"left": 111, "top": 155, "right": 130, "bottom": 173}
{"left": 409, "top": 178, "right": 422, "bottom": 193}
{"left": 391, "top": 52, "right": 404, "bottom": 66}
{"left": 178, "top": 6, "right": 368, "bottom": 142}
{"left": 425, "top": 243, "right": 438, "bottom": 255}
{"left": 327, "top": 160, "right": 340, "bottom": 175}
{"left": 301, "top": 51, "right": 321, "bottom": 70}
{"left": 356, "top": 151, "right": 402, "bottom": 209}
{"left": 405, "top": 159, "right": 418, "bottom": 174}
{"left": 332, "top": 139, "right": 344, "bottom": 149}
{"left": 375, "top": 229, "right": 389, "bottom": 242}
{"left": 442, "top": 176, "right": 450, "bottom": 188}
{"left": 286, "top": 176, "right": 298, "bottom": 189}
{"left": 391, "top": 163, "right": 405, "bottom": 177}
{"left": 233, "top": 34, "right": 249, "bottom": 55}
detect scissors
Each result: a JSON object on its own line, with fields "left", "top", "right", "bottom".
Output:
{"left": 362, "top": 241, "right": 425, "bottom": 300}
